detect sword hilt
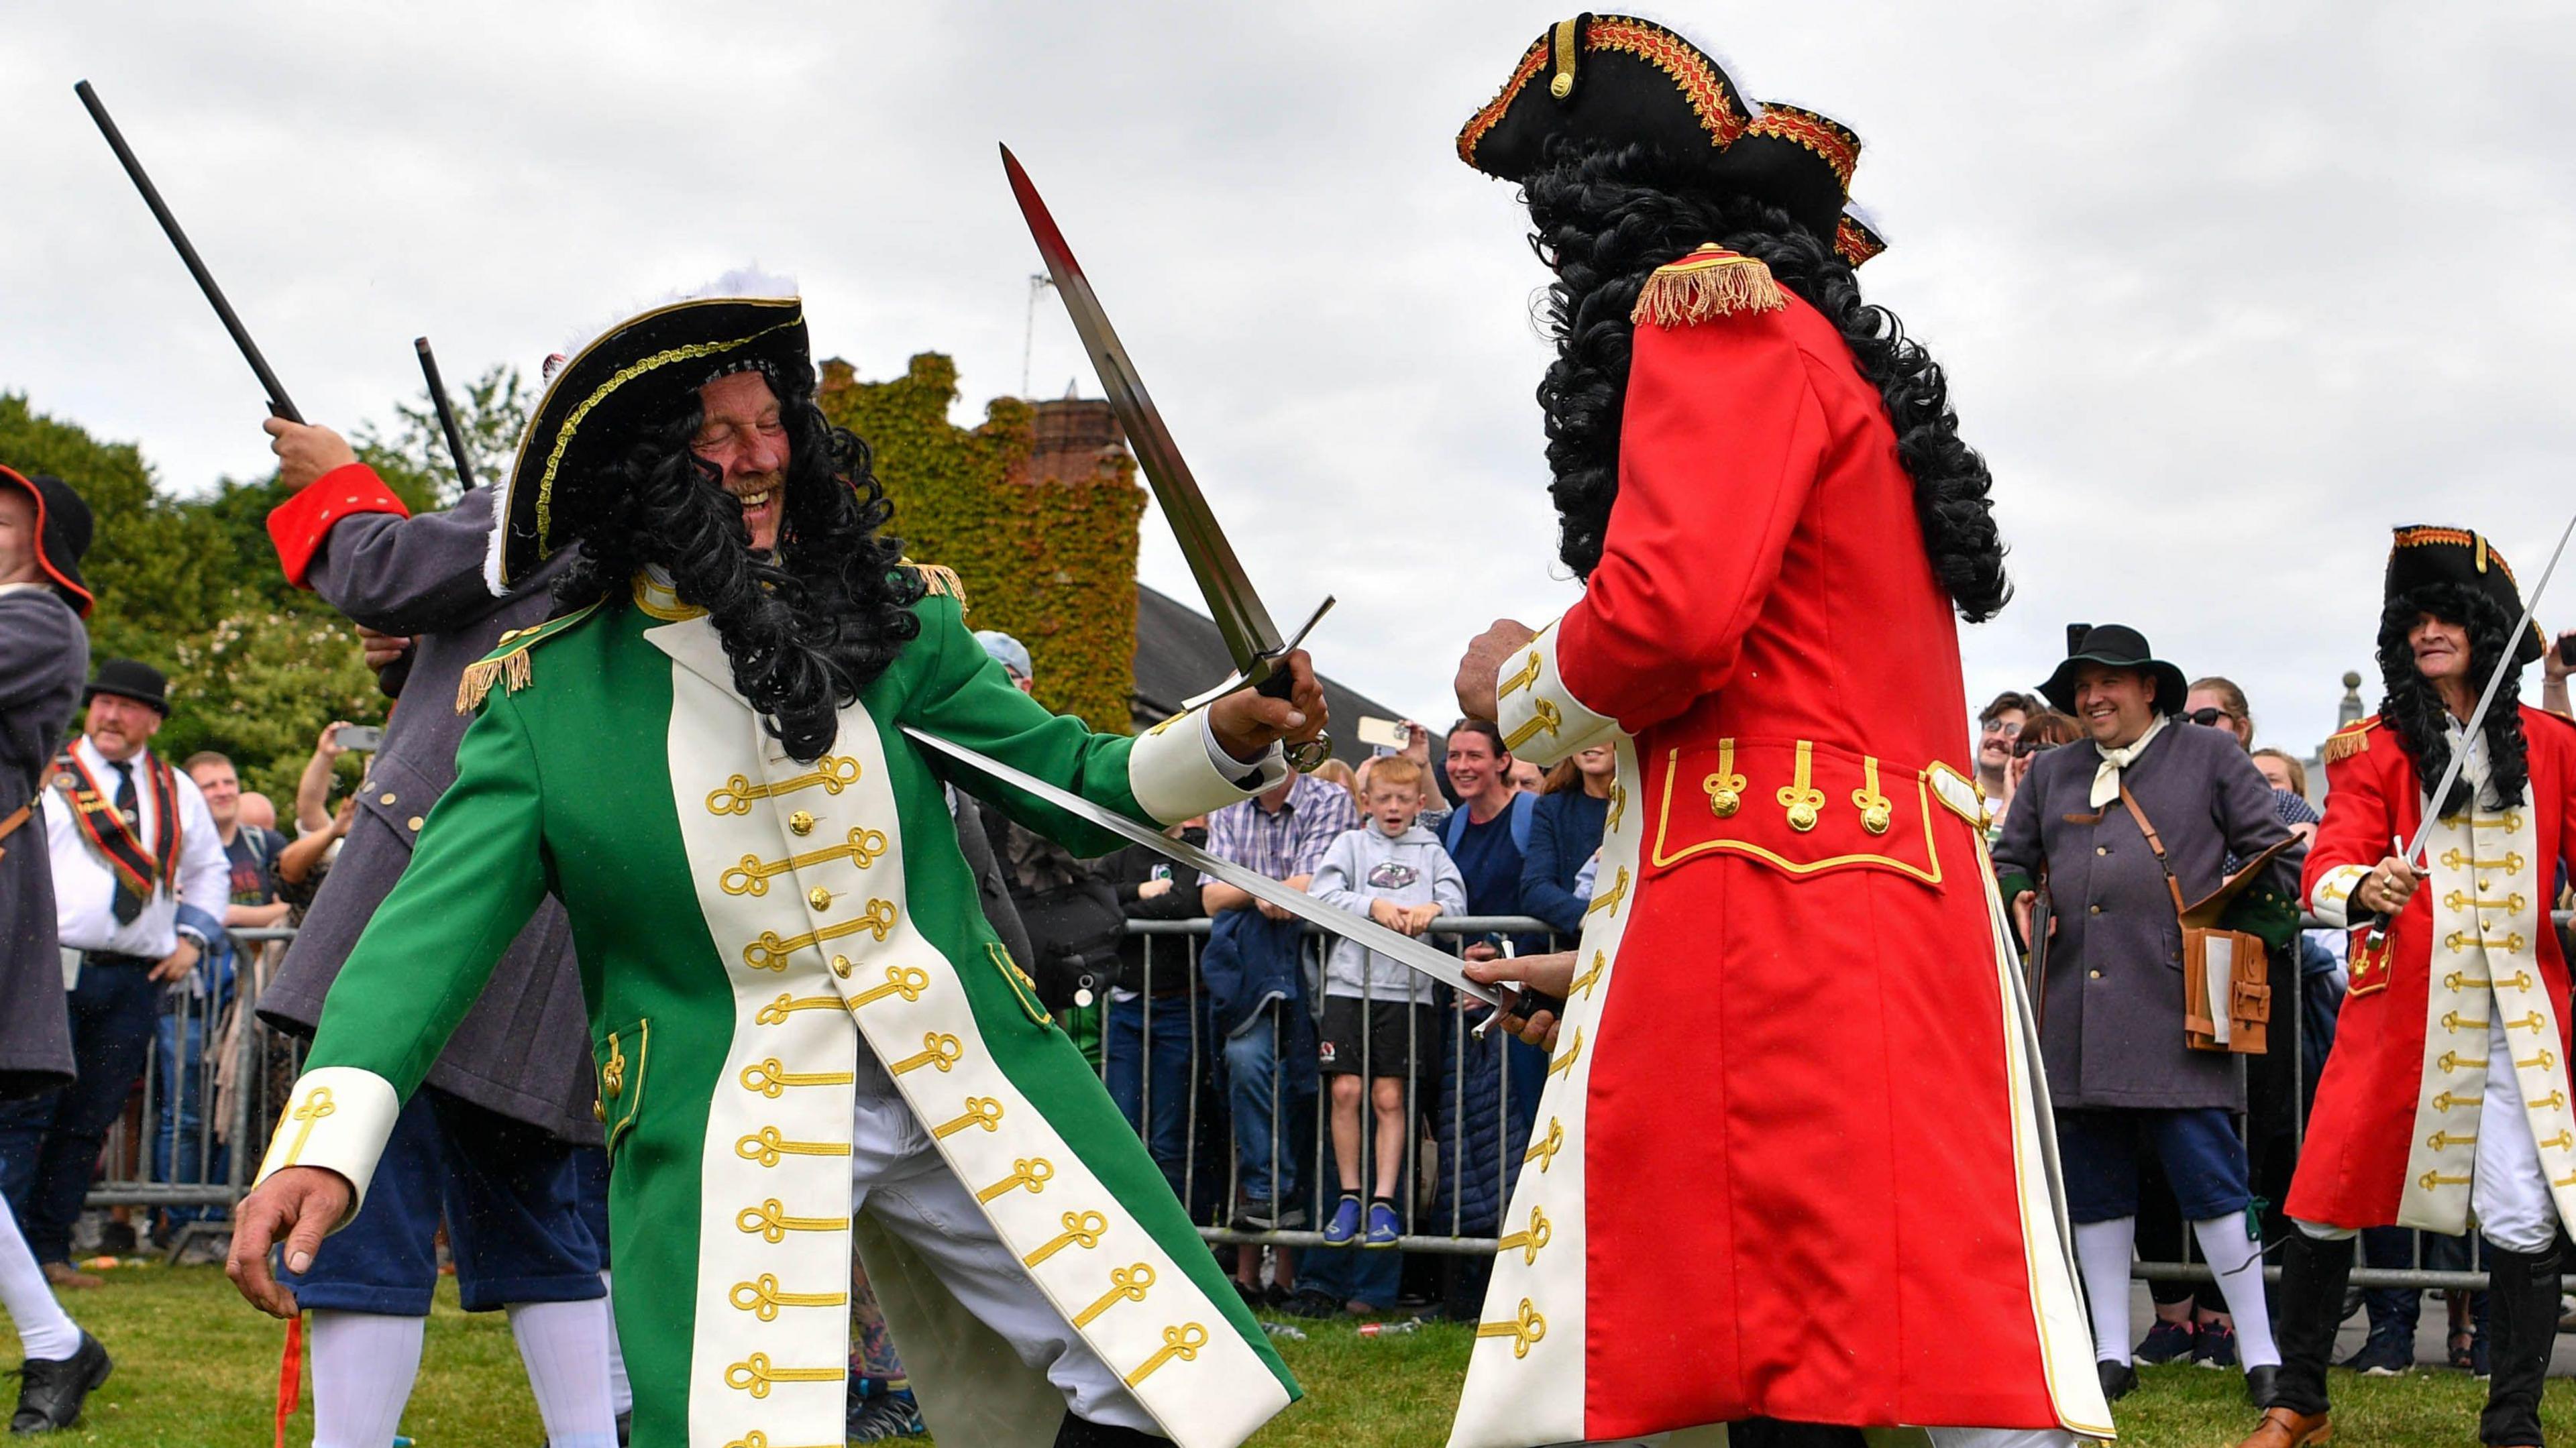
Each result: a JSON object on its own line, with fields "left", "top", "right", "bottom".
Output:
{"left": 1256, "top": 655, "right": 1332, "bottom": 771}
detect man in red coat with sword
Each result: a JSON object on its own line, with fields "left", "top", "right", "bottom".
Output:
{"left": 2239, "top": 524, "right": 2576, "bottom": 1448}
{"left": 1447, "top": 15, "right": 2108, "bottom": 1448}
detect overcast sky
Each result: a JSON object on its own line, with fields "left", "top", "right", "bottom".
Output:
{"left": 9, "top": 2, "right": 2574, "bottom": 757}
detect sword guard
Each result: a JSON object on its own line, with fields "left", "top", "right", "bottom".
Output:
{"left": 1508, "top": 987, "right": 1567, "bottom": 1023}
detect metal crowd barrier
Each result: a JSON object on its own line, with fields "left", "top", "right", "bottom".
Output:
{"left": 72, "top": 913, "right": 2576, "bottom": 1296}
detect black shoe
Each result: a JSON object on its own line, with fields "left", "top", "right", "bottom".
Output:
{"left": 2097, "top": 1359, "right": 2138, "bottom": 1402}
{"left": 2245, "top": 1363, "right": 2282, "bottom": 1408}
{"left": 1275, "top": 1287, "right": 1342, "bottom": 1321}
{"left": 1232, "top": 1192, "right": 1304, "bottom": 1229}
{"left": 93, "top": 1223, "right": 136, "bottom": 1256}
{"left": 2135, "top": 1318, "right": 2196, "bottom": 1364}
{"left": 2338, "top": 1321, "right": 2414, "bottom": 1376}
{"left": 11, "top": 1331, "right": 111, "bottom": 1433}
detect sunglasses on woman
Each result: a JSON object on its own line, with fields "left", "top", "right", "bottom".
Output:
{"left": 2181, "top": 707, "right": 2235, "bottom": 728}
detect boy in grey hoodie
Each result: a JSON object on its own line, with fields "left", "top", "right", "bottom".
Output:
{"left": 1306, "top": 757, "right": 1466, "bottom": 1247}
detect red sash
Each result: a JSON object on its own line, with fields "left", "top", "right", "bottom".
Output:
{"left": 49, "top": 746, "right": 180, "bottom": 901}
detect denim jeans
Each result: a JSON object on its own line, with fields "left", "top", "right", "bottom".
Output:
{"left": 152, "top": 1003, "right": 227, "bottom": 1224}
{"left": 1106, "top": 993, "right": 1199, "bottom": 1195}
{"left": 0, "top": 958, "right": 164, "bottom": 1262}
{"left": 1222, "top": 1001, "right": 1316, "bottom": 1207}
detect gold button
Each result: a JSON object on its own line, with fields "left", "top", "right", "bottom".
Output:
{"left": 2090, "top": 970, "right": 2102, "bottom": 979}
{"left": 808, "top": 887, "right": 835, "bottom": 911}
{"left": 788, "top": 810, "right": 816, "bottom": 837}
{"left": 380, "top": 791, "right": 397, "bottom": 805}
{"left": 2096, "top": 846, "right": 2108, "bottom": 856}
{"left": 830, "top": 954, "right": 853, "bottom": 979}
{"left": 407, "top": 816, "right": 424, "bottom": 832}
{"left": 2088, "top": 905, "right": 2101, "bottom": 915}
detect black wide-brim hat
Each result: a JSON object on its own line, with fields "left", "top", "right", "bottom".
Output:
{"left": 85, "top": 657, "right": 168, "bottom": 715}
{"left": 485, "top": 290, "right": 810, "bottom": 596}
{"left": 2385, "top": 524, "right": 2548, "bottom": 667}
{"left": 2039, "top": 624, "right": 2188, "bottom": 717}
{"left": 1457, "top": 14, "right": 1888, "bottom": 267}
{"left": 0, "top": 464, "right": 94, "bottom": 618}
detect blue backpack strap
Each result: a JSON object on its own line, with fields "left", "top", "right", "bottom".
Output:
{"left": 1444, "top": 804, "right": 1467, "bottom": 853}
{"left": 1509, "top": 791, "right": 1536, "bottom": 854}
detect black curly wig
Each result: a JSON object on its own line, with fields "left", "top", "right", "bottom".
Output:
{"left": 2375, "top": 582, "right": 2528, "bottom": 812}
{"left": 1521, "top": 142, "right": 2010, "bottom": 622}
{"left": 552, "top": 367, "right": 922, "bottom": 761}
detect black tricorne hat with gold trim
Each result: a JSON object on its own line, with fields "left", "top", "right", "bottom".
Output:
{"left": 484, "top": 278, "right": 809, "bottom": 596}
{"left": 2385, "top": 524, "right": 2549, "bottom": 667}
{"left": 1456, "top": 13, "right": 1888, "bottom": 266}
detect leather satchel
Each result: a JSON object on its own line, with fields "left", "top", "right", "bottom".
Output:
{"left": 2116, "top": 785, "right": 2295, "bottom": 1056}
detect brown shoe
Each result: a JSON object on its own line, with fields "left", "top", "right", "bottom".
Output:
{"left": 41, "top": 1261, "right": 103, "bottom": 1290}
{"left": 2237, "top": 1405, "right": 2331, "bottom": 1448}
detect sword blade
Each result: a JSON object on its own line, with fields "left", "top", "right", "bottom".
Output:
{"left": 903, "top": 725, "right": 1504, "bottom": 1007}
{"left": 1000, "top": 145, "right": 1284, "bottom": 675}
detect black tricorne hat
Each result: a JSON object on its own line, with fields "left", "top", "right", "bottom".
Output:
{"left": 2039, "top": 624, "right": 2188, "bottom": 718}
{"left": 85, "top": 658, "right": 168, "bottom": 715}
{"left": 485, "top": 284, "right": 810, "bottom": 596}
{"left": 1456, "top": 15, "right": 1888, "bottom": 266}
{"left": 2384, "top": 524, "right": 2548, "bottom": 668}
{"left": 0, "top": 465, "right": 94, "bottom": 618}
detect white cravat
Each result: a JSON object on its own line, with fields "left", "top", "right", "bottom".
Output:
{"left": 2090, "top": 712, "right": 2169, "bottom": 809}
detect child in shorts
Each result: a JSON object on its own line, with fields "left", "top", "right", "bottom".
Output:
{"left": 1307, "top": 756, "right": 1465, "bottom": 1247}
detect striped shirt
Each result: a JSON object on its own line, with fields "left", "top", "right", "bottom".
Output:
{"left": 1198, "top": 772, "right": 1360, "bottom": 886}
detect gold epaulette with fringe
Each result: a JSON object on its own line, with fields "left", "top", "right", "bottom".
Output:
{"left": 903, "top": 559, "right": 967, "bottom": 612}
{"left": 2322, "top": 716, "right": 2381, "bottom": 765}
{"left": 454, "top": 599, "right": 604, "bottom": 714}
{"left": 1631, "top": 243, "right": 1786, "bottom": 328}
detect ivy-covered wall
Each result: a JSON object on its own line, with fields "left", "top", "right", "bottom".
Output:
{"left": 818, "top": 355, "right": 1144, "bottom": 733}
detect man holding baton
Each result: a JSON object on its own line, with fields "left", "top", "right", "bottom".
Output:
{"left": 2241, "top": 524, "right": 2576, "bottom": 1448}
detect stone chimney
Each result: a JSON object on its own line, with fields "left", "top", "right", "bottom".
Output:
{"left": 1023, "top": 398, "right": 1126, "bottom": 486}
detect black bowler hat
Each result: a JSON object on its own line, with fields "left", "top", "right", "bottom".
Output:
{"left": 0, "top": 465, "right": 94, "bottom": 617}
{"left": 2039, "top": 625, "right": 2188, "bottom": 718}
{"left": 1456, "top": 14, "right": 1890, "bottom": 266}
{"left": 2385, "top": 524, "right": 2548, "bottom": 668}
{"left": 85, "top": 659, "right": 169, "bottom": 716}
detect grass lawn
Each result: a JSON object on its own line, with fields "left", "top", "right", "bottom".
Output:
{"left": 10, "top": 1265, "right": 2576, "bottom": 1446}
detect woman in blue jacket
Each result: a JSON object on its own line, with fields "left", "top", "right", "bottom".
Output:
{"left": 1518, "top": 744, "right": 1617, "bottom": 937}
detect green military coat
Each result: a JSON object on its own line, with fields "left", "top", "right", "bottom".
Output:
{"left": 255, "top": 571, "right": 1298, "bottom": 1448}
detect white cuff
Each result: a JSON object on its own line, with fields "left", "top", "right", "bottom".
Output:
{"left": 253, "top": 1066, "right": 401, "bottom": 1229}
{"left": 2310, "top": 863, "right": 2369, "bottom": 929}
{"left": 1495, "top": 619, "right": 1619, "bottom": 769}
{"left": 1126, "top": 708, "right": 1283, "bottom": 824}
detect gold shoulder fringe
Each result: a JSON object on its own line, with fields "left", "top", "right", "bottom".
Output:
{"left": 1631, "top": 244, "right": 1786, "bottom": 328}
{"left": 455, "top": 651, "right": 535, "bottom": 714}
{"left": 2322, "top": 718, "right": 2379, "bottom": 764}
{"left": 904, "top": 559, "right": 968, "bottom": 612}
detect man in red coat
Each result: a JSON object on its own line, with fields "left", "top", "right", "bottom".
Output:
{"left": 2240, "top": 526, "right": 2576, "bottom": 1448}
{"left": 1444, "top": 16, "right": 2108, "bottom": 1448}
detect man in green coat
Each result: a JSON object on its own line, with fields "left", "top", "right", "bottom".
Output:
{"left": 225, "top": 280, "right": 1318, "bottom": 1448}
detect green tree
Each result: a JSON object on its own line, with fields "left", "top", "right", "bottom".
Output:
{"left": 354, "top": 364, "right": 535, "bottom": 510}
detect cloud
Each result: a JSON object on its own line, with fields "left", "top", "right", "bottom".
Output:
{"left": 7, "top": 1, "right": 2573, "bottom": 752}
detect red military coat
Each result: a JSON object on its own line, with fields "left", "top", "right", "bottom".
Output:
{"left": 2288, "top": 708, "right": 2576, "bottom": 1232}
{"left": 1450, "top": 264, "right": 2108, "bottom": 1448}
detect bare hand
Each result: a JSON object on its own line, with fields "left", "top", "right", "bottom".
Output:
{"left": 1403, "top": 903, "right": 1442, "bottom": 935}
{"left": 317, "top": 721, "right": 351, "bottom": 758}
{"left": 2546, "top": 630, "right": 2575, "bottom": 683}
{"left": 263, "top": 419, "right": 359, "bottom": 492}
{"left": 226, "top": 1166, "right": 353, "bottom": 1318}
{"left": 329, "top": 795, "right": 358, "bottom": 838}
{"left": 2357, "top": 854, "right": 2424, "bottom": 915}
{"left": 1454, "top": 620, "right": 1540, "bottom": 724}
{"left": 356, "top": 626, "right": 412, "bottom": 673}
{"left": 150, "top": 938, "right": 201, "bottom": 984}
{"left": 1205, "top": 651, "right": 1329, "bottom": 765}
{"left": 2011, "top": 891, "right": 2057, "bottom": 946}
{"left": 1463, "top": 950, "right": 1578, "bottom": 1048}
{"left": 1137, "top": 877, "right": 1173, "bottom": 900}
{"left": 1254, "top": 897, "right": 1295, "bottom": 922}
{"left": 1399, "top": 720, "right": 1432, "bottom": 768}
{"left": 1368, "top": 898, "right": 1409, "bottom": 932}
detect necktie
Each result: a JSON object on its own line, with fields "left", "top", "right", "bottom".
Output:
{"left": 110, "top": 761, "right": 144, "bottom": 925}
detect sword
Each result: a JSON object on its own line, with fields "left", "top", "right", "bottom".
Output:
{"left": 904, "top": 726, "right": 1505, "bottom": 1008}
{"left": 2363, "top": 506, "right": 2576, "bottom": 952}
{"left": 1001, "top": 146, "right": 1332, "bottom": 768}
{"left": 75, "top": 80, "right": 302, "bottom": 423}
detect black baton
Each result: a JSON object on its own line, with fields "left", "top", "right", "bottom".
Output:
{"left": 414, "top": 337, "right": 476, "bottom": 490}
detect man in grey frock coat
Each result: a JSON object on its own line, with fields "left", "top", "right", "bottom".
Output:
{"left": 1994, "top": 624, "right": 2298, "bottom": 1410}
{"left": 0, "top": 464, "right": 111, "bottom": 1431}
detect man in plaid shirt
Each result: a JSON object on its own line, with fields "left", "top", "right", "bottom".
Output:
{"left": 1199, "top": 771, "right": 1360, "bottom": 1258}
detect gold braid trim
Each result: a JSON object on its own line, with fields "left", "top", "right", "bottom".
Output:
{"left": 1631, "top": 245, "right": 1786, "bottom": 327}
{"left": 2323, "top": 718, "right": 2379, "bottom": 764}
{"left": 902, "top": 559, "right": 967, "bottom": 611}
{"left": 455, "top": 651, "right": 534, "bottom": 713}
